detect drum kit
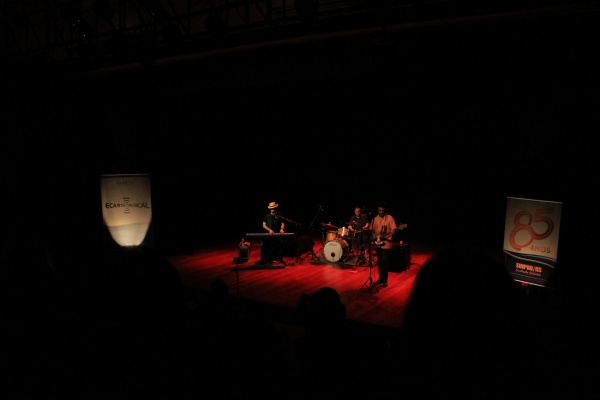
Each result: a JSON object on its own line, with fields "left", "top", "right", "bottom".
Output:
{"left": 319, "top": 222, "right": 369, "bottom": 264}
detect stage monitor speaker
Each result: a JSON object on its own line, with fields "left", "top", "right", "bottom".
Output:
{"left": 390, "top": 244, "right": 411, "bottom": 271}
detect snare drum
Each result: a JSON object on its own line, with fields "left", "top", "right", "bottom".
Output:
{"left": 338, "top": 227, "right": 349, "bottom": 238}
{"left": 325, "top": 230, "right": 338, "bottom": 242}
{"left": 324, "top": 239, "right": 349, "bottom": 262}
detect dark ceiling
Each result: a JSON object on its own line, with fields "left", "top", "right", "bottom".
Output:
{"left": 2, "top": 0, "right": 599, "bottom": 79}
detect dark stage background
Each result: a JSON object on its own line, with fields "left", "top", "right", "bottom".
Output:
{"left": 2, "top": 11, "right": 598, "bottom": 271}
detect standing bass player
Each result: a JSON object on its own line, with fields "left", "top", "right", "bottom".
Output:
{"left": 370, "top": 201, "right": 407, "bottom": 287}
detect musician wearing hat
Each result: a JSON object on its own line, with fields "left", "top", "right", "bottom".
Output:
{"left": 259, "top": 202, "right": 286, "bottom": 265}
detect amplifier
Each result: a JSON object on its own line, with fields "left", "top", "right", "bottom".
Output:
{"left": 390, "top": 244, "right": 411, "bottom": 272}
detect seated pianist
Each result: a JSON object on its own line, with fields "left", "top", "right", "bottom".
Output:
{"left": 259, "top": 201, "right": 286, "bottom": 266}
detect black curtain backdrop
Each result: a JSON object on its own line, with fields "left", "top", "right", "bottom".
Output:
{"left": 2, "top": 15, "right": 598, "bottom": 260}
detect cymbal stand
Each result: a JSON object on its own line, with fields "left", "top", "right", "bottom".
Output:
{"left": 297, "top": 236, "right": 320, "bottom": 263}
{"left": 305, "top": 204, "right": 322, "bottom": 236}
{"left": 300, "top": 227, "right": 324, "bottom": 261}
{"left": 359, "top": 234, "right": 377, "bottom": 292}
{"left": 317, "top": 226, "right": 330, "bottom": 258}
{"left": 355, "top": 232, "right": 368, "bottom": 265}
{"left": 306, "top": 204, "right": 327, "bottom": 259}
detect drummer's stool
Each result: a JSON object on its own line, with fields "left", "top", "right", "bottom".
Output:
{"left": 390, "top": 243, "right": 411, "bottom": 272}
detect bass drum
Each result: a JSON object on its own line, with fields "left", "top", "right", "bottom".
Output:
{"left": 324, "top": 239, "right": 349, "bottom": 263}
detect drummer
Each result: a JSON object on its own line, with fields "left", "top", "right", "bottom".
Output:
{"left": 347, "top": 205, "right": 369, "bottom": 250}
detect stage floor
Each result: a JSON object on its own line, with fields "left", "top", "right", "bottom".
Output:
{"left": 167, "top": 236, "right": 442, "bottom": 330}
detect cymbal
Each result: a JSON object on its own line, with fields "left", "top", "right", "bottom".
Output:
{"left": 320, "top": 222, "right": 338, "bottom": 229}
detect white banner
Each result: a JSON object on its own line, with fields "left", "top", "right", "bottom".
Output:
{"left": 503, "top": 197, "right": 562, "bottom": 287}
{"left": 100, "top": 174, "right": 152, "bottom": 247}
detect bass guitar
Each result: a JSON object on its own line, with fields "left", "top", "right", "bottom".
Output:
{"left": 373, "top": 223, "right": 408, "bottom": 247}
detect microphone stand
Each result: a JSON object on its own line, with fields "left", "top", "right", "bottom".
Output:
{"left": 277, "top": 214, "right": 301, "bottom": 227}
{"left": 359, "top": 230, "right": 377, "bottom": 292}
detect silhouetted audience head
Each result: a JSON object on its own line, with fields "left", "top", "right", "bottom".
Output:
{"left": 403, "top": 245, "right": 522, "bottom": 337}
{"left": 209, "top": 277, "right": 229, "bottom": 296}
{"left": 305, "top": 286, "right": 346, "bottom": 335}
{"left": 397, "top": 245, "right": 539, "bottom": 397}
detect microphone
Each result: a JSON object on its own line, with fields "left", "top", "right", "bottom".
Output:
{"left": 319, "top": 204, "right": 324, "bottom": 211}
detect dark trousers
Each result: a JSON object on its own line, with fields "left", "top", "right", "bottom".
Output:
{"left": 376, "top": 247, "right": 392, "bottom": 283}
